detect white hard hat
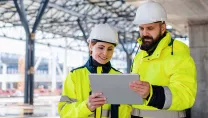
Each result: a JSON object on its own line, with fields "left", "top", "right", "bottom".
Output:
{"left": 87, "top": 23, "right": 118, "bottom": 45}
{"left": 133, "top": 0, "right": 167, "bottom": 25}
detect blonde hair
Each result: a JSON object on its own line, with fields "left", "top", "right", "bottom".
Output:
{"left": 89, "top": 39, "right": 97, "bottom": 56}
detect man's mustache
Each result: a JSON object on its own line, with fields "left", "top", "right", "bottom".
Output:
{"left": 142, "top": 36, "right": 153, "bottom": 40}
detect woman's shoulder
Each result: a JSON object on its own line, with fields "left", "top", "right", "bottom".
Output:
{"left": 65, "top": 65, "right": 87, "bottom": 81}
{"left": 70, "top": 65, "right": 86, "bottom": 73}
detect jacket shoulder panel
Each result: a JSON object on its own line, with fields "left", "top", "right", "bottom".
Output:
{"left": 172, "top": 40, "right": 190, "bottom": 55}
{"left": 70, "top": 66, "right": 86, "bottom": 73}
{"left": 111, "top": 67, "right": 122, "bottom": 74}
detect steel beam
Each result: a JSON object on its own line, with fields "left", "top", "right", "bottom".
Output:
{"left": 14, "top": 0, "right": 30, "bottom": 105}
{"left": 14, "top": 0, "right": 49, "bottom": 105}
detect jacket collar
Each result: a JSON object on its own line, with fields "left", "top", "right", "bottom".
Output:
{"left": 85, "top": 56, "right": 112, "bottom": 73}
{"left": 137, "top": 31, "right": 172, "bottom": 59}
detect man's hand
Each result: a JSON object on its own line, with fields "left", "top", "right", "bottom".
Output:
{"left": 129, "top": 80, "right": 150, "bottom": 99}
{"left": 87, "top": 92, "right": 106, "bottom": 111}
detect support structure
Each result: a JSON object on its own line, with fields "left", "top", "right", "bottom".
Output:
{"left": 188, "top": 22, "right": 208, "bottom": 118}
{"left": 34, "top": 57, "right": 42, "bottom": 71}
{"left": 51, "top": 53, "right": 57, "bottom": 93}
{"left": 77, "top": 19, "right": 90, "bottom": 55}
{"left": 118, "top": 32, "right": 139, "bottom": 73}
{"left": 63, "top": 38, "right": 68, "bottom": 83}
{"left": 14, "top": 0, "right": 49, "bottom": 105}
{"left": 2, "top": 64, "right": 7, "bottom": 90}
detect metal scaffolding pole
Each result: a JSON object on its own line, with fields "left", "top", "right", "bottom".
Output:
{"left": 14, "top": 0, "right": 31, "bottom": 104}
{"left": 51, "top": 52, "right": 57, "bottom": 93}
{"left": 14, "top": 0, "right": 49, "bottom": 105}
{"left": 77, "top": 19, "right": 90, "bottom": 55}
{"left": 34, "top": 57, "right": 42, "bottom": 70}
{"left": 62, "top": 38, "right": 68, "bottom": 88}
{"left": 63, "top": 39, "right": 68, "bottom": 77}
{"left": 118, "top": 32, "right": 138, "bottom": 73}
{"left": 2, "top": 64, "right": 7, "bottom": 91}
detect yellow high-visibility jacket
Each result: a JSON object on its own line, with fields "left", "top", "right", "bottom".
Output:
{"left": 58, "top": 57, "right": 131, "bottom": 118}
{"left": 131, "top": 32, "right": 197, "bottom": 113}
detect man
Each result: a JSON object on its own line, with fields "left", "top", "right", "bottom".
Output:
{"left": 129, "top": 0, "right": 197, "bottom": 118}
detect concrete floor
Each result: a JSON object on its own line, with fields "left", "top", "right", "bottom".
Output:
{"left": 0, "top": 96, "right": 60, "bottom": 118}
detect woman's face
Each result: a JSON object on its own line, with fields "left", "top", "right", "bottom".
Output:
{"left": 89, "top": 42, "right": 115, "bottom": 64}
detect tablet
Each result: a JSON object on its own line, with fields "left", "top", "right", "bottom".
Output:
{"left": 89, "top": 74, "right": 143, "bottom": 105}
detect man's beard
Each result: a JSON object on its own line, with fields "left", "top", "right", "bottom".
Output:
{"left": 140, "top": 32, "right": 162, "bottom": 51}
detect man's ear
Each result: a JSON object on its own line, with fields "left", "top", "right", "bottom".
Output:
{"left": 161, "top": 23, "right": 166, "bottom": 34}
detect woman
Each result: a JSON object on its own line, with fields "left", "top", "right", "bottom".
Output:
{"left": 58, "top": 24, "right": 131, "bottom": 118}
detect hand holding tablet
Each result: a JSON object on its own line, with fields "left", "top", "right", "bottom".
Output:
{"left": 89, "top": 74, "right": 143, "bottom": 105}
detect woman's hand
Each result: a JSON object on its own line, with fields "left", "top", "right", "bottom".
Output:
{"left": 87, "top": 92, "right": 107, "bottom": 111}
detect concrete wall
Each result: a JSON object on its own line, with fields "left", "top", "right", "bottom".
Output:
{"left": 189, "top": 23, "right": 208, "bottom": 118}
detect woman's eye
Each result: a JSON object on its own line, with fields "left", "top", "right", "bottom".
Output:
{"left": 98, "top": 47, "right": 103, "bottom": 50}
{"left": 139, "top": 27, "right": 144, "bottom": 31}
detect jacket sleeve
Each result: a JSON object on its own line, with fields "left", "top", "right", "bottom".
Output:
{"left": 167, "top": 56, "right": 197, "bottom": 110}
{"left": 58, "top": 72, "right": 93, "bottom": 117}
{"left": 147, "top": 55, "right": 197, "bottom": 110}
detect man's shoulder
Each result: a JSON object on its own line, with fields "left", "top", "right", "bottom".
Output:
{"left": 173, "top": 40, "right": 190, "bottom": 55}
{"left": 164, "top": 40, "right": 192, "bottom": 64}
{"left": 134, "top": 50, "right": 144, "bottom": 58}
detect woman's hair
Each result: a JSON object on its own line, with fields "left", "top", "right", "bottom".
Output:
{"left": 89, "top": 39, "right": 97, "bottom": 55}
{"left": 90, "top": 39, "right": 116, "bottom": 46}
{"left": 89, "top": 39, "right": 116, "bottom": 55}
